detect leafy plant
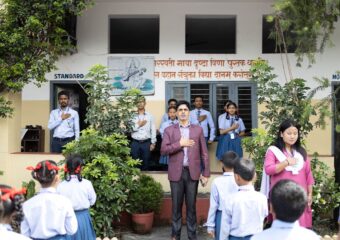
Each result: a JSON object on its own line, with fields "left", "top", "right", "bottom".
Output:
{"left": 0, "top": 0, "right": 93, "bottom": 117}
{"left": 249, "top": 58, "right": 331, "bottom": 140}
{"left": 22, "top": 179, "right": 36, "bottom": 200}
{"left": 268, "top": 0, "right": 340, "bottom": 66}
{"left": 63, "top": 128, "right": 140, "bottom": 237}
{"left": 128, "top": 174, "right": 163, "bottom": 214}
{"left": 84, "top": 64, "right": 143, "bottom": 136}
{"left": 311, "top": 153, "right": 340, "bottom": 224}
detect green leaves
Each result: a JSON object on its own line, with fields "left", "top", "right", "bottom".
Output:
{"left": 0, "top": 0, "right": 93, "bottom": 118}
{"left": 63, "top": 129, "right": 141, "bottom": 237}
{"left": 84, "top": 65, "right": 143, "bottom": 136}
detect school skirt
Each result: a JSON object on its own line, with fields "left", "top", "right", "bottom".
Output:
{"left": 70, "top": 209, "right": 96, "bottom": 240}
{"left": 216, "top": 134, "right": 243, "bottom": 160}
{"left": 215, "top": 210, "right": 222, "bottom": 240}
{"left": 159, "top": 155, "right": 169, "bottom": 165}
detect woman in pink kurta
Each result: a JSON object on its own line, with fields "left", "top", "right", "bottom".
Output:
{"left": 264, "top": 119, "right": 314, "bottom": 228}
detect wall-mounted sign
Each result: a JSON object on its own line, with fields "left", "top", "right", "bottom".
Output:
{"left": 108, "top": 56, "right": 155, "bottom": 95}
{"left": 54, "top": 73, "right": 85, "bottom": 79}
{"left": 332, "top": 73, "right": 340, "bottom": 80}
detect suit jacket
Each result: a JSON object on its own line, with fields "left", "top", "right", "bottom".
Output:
{"left": 161, "top": 123, "right": 210, "bottom": 181}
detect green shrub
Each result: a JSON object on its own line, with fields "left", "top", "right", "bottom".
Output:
{"left": 128, "top": 174, "right": 163, "bottom": 214}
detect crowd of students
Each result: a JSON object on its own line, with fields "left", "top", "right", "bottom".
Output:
{"left": 0, "top": 155, "right": 96, "bottom": 240}
{"left": 1, "top": 97, "right": 340, "bottom": 240}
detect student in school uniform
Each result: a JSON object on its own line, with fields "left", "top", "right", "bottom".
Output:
{"left": 160, "top": 98, "right": 178, "bottom": 128}
{"left": 251, "top": 179, "right": 319, "bottom": 240}
{"left": 0, "top": 185, "right": 30, "bottom": 240}
{"left": 57, "top": 154, "right": 96, "bottom": 240}
{"left": 205, "top": 151, "right": 239, "bottom": 240}
{"left": 21, "top": 160, "right": 78, "bottom": 240}
{"left": 216, "top": 101, "right": 246, "bottom": 160}
{"left": 220, "top": 159, "right": 268, "bottom": 240}
{"left": 189, "top": 96, "right": 216, "bottom": 144}
{"left": 159, "top": 106, "right": 178, "bottom": 165}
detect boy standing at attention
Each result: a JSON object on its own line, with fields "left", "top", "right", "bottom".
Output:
{"left": 220, "top": 159, "right": 268, "bottom": 240}
{"left": 205, "top": 151, "right": 239, "bottom": 239}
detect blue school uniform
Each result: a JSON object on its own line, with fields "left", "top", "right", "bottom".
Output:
{"left": 21, "top": 187, "right": 78, "bottom": 240}
{"left": 159, "top": 119, "right": 178, "bottom": 164}
{"left": 57, "top": 176, "right": 97, "bottom": 240}
{"left": 216, "top": 113, "right": 245, "bottom": 160}
{"left": 205, "top": 172, "right": 238, "bottom": 240}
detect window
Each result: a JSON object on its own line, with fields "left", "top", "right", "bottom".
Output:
{"left": 166, "top": 82, "right": 257, "bottom": 135}
{"left": 185, "top": 15, "right": 236, "bottom": 54}
{"left": 262, "top": 15, "right": 297, "bottom": 53}
{"left": 109, "top": 16, "right": 160, "bottom": 54}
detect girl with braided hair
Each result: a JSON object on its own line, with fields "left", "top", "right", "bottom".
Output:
{"left": 0, "top": 185, "right": 30, "bottom": 239}
{"left": 21, "top": 160, "right": 78, "bottom": 240}
{"left": 57, "top": 154, "right": 96, "bottom": 240}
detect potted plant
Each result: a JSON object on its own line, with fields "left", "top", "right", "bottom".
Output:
{"left": 128, "top": 174, "right": 163, "bottom": 234}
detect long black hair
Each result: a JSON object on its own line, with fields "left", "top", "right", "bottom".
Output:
{"left": 0, "top": 184, "right": 26, "bottom": 224}
{"left": 273, "top": 119, "right": 307, "bottom": 160}
{"left": 64, "top": 154, "right": 84, "bottom": 182}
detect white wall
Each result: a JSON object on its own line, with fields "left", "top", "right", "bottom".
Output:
{"left": 22, "top": 0, "right": 340, "bottom": 100}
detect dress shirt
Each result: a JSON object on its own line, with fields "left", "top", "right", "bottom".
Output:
{"left": 218, "top": 113, "right": 245, "bottom": 134}
{"left": 179, "top": 123, "right": 190, "bottom": 166}
{"left": 48, "top": 107, "right": 80, "bottom": 139}
{"left": 251, "top": 220, "right": 320, "bottom": 240}
{"left": 21, "top": 187, "right": 78, "bottom": 239}
{"left": 205, "top": 172, "right": 239, "bottom": 232}
{"left": 160, "top": 112, "right": 170, "bottom": 128}
{"left": 0, "top": 228, "right": 31, "bottom": 240}
{"left": 220, "top": 184, "right": 268, "bottom": 240}
{"left": 131, "top": 111, "right": 157, "bottom": 144}
{"left": 160, "top": 119, "right": 178, "bottom": 137}
{"left": 57, "top": 176, "right": 97, "bottom": 211}
{"left": 190, "top": 108, "right": 216, "bottom": 141}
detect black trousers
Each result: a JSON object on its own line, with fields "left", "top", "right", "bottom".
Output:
{"left": 51, "top": 137, "right": 75, "bottom": 153}
{"left": 130, "top": 139, "right": 151, "bottom": 170}
{"left": 170, "top": 167, "right": 199, "bottom": 240}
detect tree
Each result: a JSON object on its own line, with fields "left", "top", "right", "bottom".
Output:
{"left": 0, "top": 0, "right": 93, "bottom": 118}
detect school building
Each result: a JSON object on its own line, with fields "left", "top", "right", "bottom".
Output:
{"left": 1, "top": 0, "right": 339, "bottom": 192}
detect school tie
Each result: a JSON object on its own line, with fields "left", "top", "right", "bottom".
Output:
{"left": 230, "top": 117, "right": 234, "bottom": 126}
{"left": 197, "top": 110, "right": 201, "bottom": 119}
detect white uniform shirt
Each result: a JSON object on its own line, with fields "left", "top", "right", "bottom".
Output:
{"left": 251, "top": 220, "right": 320, "bottom": 240}
{"left": 159, "top": 119, "right": 178, "bottom": 137}
{"left": 48, "top": 107, "right": 80, "bottom": 139}
{"left": 21, "top": 187, "right": 78, "bottom": 239}
{"left": 57, "top": 176, "right": 96, "bottom": 211}
{"left": 0, "top": 229, "right": 31, "bottom": 240}
{"left": 218, "top": 113, "right": 246, "bottom": 134}
{"left": 205, "top": 172, "right": 238, "bottom": 232}
{"left": 190, "top": 108, "right": 216, "bottom": 141}
{"left": 131, "top": 111, "right": 157, "bottom": 144}
{"left": 220, "top": 184, "right": 268, "bottom": 240}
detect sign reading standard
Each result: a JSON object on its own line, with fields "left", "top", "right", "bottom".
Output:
{"left": 54, "top": 73, "right": 85, "bottom": 79}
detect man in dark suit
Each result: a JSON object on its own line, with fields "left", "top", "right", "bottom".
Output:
{"left": 161, "top": 100, "right": 210, "bottom": 240}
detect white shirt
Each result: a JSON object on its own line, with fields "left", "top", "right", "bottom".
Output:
{"left": 205, "top": 172, "right": 238, "bottom": 232}
{"left": 190, "top": 108, "right": 216, "bottom": 141}
{"left": 220, "top": 184, "right": 268, "bottom": 240}
{"left": 21, "top": 187, "right": 78, "bottom": 239}
{"left": 218, "top": 113, "right": 246, "bottom": 134}
{"left": 57, "top": 176, "right": 96, "bottom": 211}
{"left": 0, "top": 229, "right": 31, "bottom": 240}
{"left": 48, "top": 107, "right": 80, "bottom": 139}
{"left": 131, "top": 111, "right": 157, "bottom": 144}
{"left": 251, "top": 220, "right": 320, "bottom": 240}
{"left": 159, "top": 119, "right": 178, "bottom": 137}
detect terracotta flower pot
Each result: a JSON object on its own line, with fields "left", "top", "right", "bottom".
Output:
{"left": 131, "top": 211, "right": 154, "bottom": 234}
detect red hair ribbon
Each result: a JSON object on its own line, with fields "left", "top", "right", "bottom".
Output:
{"left": 26, "top": 163, "right": 42, "bottom": 171}
{"left": 74, "top": 165, "right": 81, "bottom": 174}
{"left": 0, "top": 188, "right": 27, "bottom": 201}
{"left": 45, "top": 161, "right": 60, "bottom": 171}
{"left": 64, "top": 165, "right": 69, "bottom": 173}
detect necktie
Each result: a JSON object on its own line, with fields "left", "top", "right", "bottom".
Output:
{"left": 197, "top": 110, "right": 201, "bottom": 120}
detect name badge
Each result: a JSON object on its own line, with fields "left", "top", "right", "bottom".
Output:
{"left": 230, "top": 133, "right": 235, "bottom": 139}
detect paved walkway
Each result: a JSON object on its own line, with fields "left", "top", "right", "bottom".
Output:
{"left": 121, "top": 225, "right": 210, "bottom": 240}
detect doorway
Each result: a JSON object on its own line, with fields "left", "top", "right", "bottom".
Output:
{"left": 50, "top": 81, "right": 89, "bottom": 150}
